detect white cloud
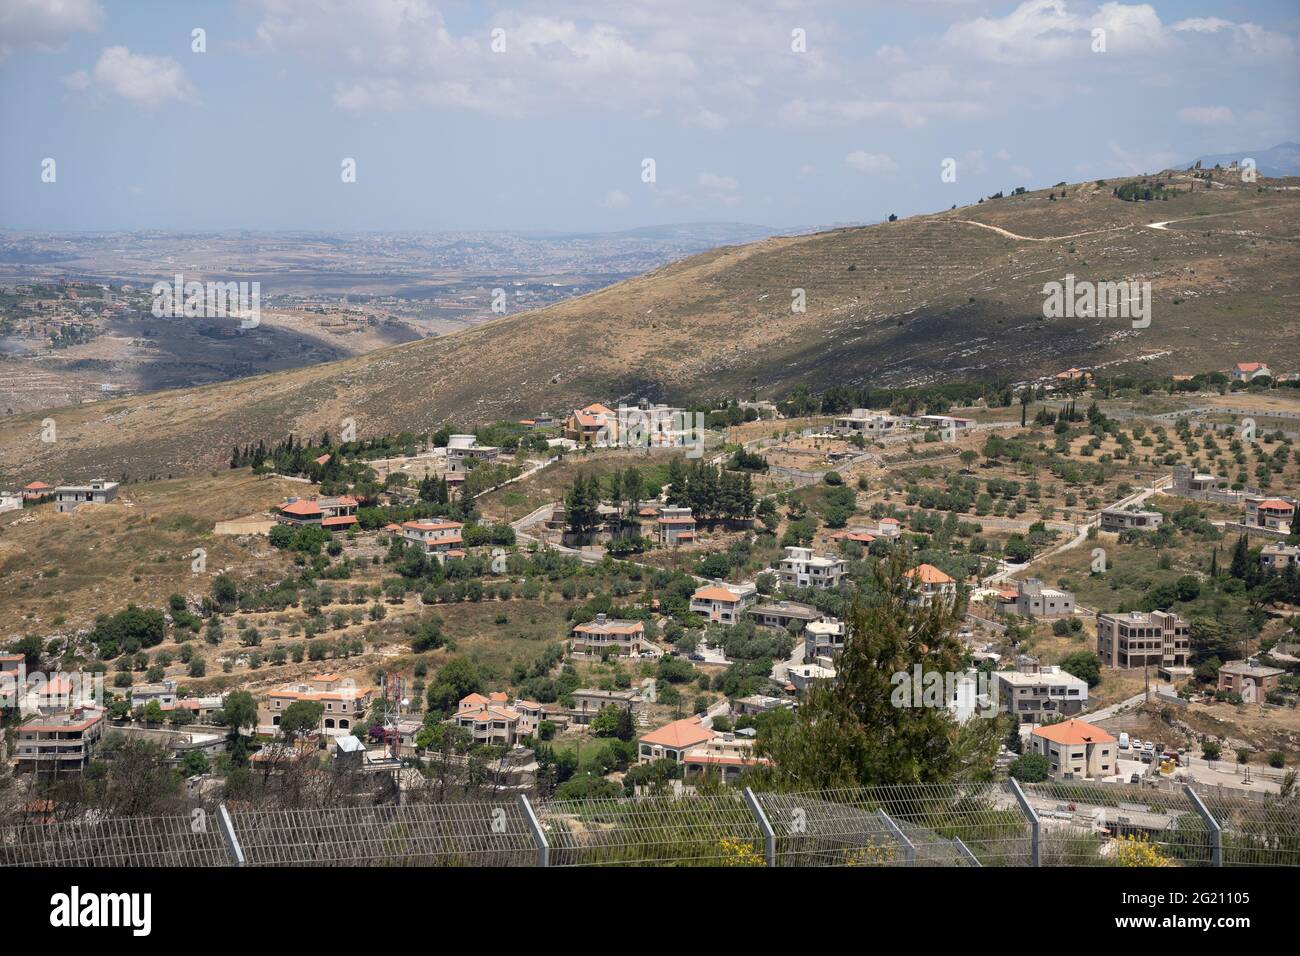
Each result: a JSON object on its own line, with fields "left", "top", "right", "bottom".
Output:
{"left": 1177, "top": 106, "right": 1233, "bottom": 126}
{"left": 601, "top": 189, "right": 630, "bottom": 209}
{"left": 0, "top": 0, "right": 102, "bottom": 59}
{"left": 74, "top": 46, "right": 196, "bottom": 109}
{"left": 943, "top": 0, "right": 1165, "bottom": 62}
{"left": 844, "top": 151, "right": 897, "bottom": 174}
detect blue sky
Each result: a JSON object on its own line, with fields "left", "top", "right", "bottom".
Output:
{"left": 1, "top": 0, "right": 1298, "bottom": 232}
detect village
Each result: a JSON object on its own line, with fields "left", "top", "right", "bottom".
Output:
{"left": 3, "top": 358, "right": 1300, "bottom": 863}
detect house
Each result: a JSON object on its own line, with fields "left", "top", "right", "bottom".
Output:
{"left": 563, "top": 403, "right": 618, "bottom": 445}
{"left": 690, "top": 582, "right": 757, "bottom": 623}
{"left": 787, "top": 663, "right": 837, "bottom": 693}
{"left": 1099, "top": 506, "right": 1163, "bottom": 533}
{"left": 913, "top": 414, "right": 975, "bottom": 434}
{"left": 276, "top": 495, "right": 359, "bottom": 531}
{"left": 445, "top": 434, "right": 500, "bottom": 474}
{"left": 13, "top": 710, "right": 105, "bottom": 774}
{"left": 656, "top": 506, "right": 696, "bottom": 546}
{"left": 1230, "top": 362, "right": 1272, "bottom": 383}
{"left": 1015, "top": 578, "right": 1075, "bottom": 618}
{"left": 1172, "top": 465, "right": 1222, "bottom": 495}
{"left": 904, "top": 564, "right": 957, "bottom": 607}
{"left": 1029, "top": 719, "right": 1116, "bottom": 780}
{"left": 1244, "top": 497, "right": 1295, "bottom": 535}
{"left": 832, "top": 408, "right": 903, "bottom": 438}
{"left": 1217, "top": 660, "right": 1286, "bottom": 701}
{"left": 1096, "top": 610, "right": 1190, "bottom": 670}
{"left": 829, "top": 528, "right": 875, "bottom": 547}
{"left": 871, "top": 517, "right": 902, "bottom": 539}
{"left": 732, "top": 694, "right": 794, "bottom": 717}
{"left": 1260, "top": 543, "right": 1300, "bottom": 572}
{"left": 519, "top": 413, "right": 556, "bottom": 429}
{"left": 680, "top": 734, "right": 768, "bottom": 783}
{"left": 129, "top": 680, "right": 178, "bottom": 710}
{"left": 21, "top": 480, "right": 52, "bottom": 501}
{"left": 804, "top": 619, "right": 847, "bottom": 663}
{"left": 173, "top": 695, "right": 226, "bottom": 722}
{"left": 748, "top": 600, "right": 821, "bottom": 632}
{"left": 54, "top": 479, "right": 118, "bottom": 513}
{"left": 567, "top": 688, "right": 640, "bottom": 727}
{"left": 569, "top": 614, "right": 647, "bottom": 657}
{"left": 401, "top": 520, "right": 465, "bottom": 561}
{"left": 258, "top": 674, "right": 374, "bottom": 736}
{"left": 452, "top": 692, "right": 542, "bottom": 745}
{"left": 1055, "top": 368, "right": 1094, "bottom": 387}
{"left": 637, "top": 716, "right": 715, "bottom": 764}
{"left": 777, "top": 546, "right": 847, "bottom": 590}
{"left": 993, "top": 659, "right": 1088, "bottom": 724}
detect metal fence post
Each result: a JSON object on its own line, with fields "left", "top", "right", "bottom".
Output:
{"left": 518, "top": 794, "right": 550, "bottom": 868}
{"left": 743, "top": 788, "right": 776, "bottom": 867}
{"left": 1008, "top": 778, "right": 1040, "bottom": 867}
{"left": 875, "top": 808, "right": 916, "bottom": 866}
{"left": 1184, "top": 785, "right": 1222, "bottom": 867}
{"left": 216, "top": 803, "right": 244, "bottom": 868}
{"left": 952, "top": 836, "right": 982, "bottom": 867}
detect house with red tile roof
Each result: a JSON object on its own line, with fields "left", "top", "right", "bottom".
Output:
{"left": 570, "top": 614, "right": 647, "bottom": 657}
{"left": 21, "top": 481, "right": 51, "bottom": 501}
{"left": 452, "top": 692, "right": 541, "bottom": 745}
{"left": 1230, "top": 361, "right": 1272, "bottom": 383}
{"left": 1245, "top": 497, "right": 1295, "bottom": 535}
{"left": 905, "top": 564, "right": 958, "bottom": 607}
{"left": 276, "top": 495, "right": 359, "bottom": 531}
{"left": 563, "top": 403, "right": 618, "bottom": 446}
{"left": 656, "top": 506, "right": 696, "bottom": 546}
{"left": 1028, "top": 718, "right": 1116, "bottom": 780}
{"left": 257, "top": 674, "right": 374, "bottom": 736}
{"left": 690, "top": 582, "right": 757, "bottom": 623}
{"left": 637, "top": 716, "right": 715, "bottom": 764}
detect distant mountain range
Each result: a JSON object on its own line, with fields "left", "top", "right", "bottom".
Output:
{"left": 1187, "top": 142, "right": 1300, "bottom": 178}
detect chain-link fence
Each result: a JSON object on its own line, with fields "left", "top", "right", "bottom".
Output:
{"left": 1, "top": 781, "right": 1295, "bottom": 867}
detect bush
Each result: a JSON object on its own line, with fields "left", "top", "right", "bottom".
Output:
{"left": 1009, "top": 753, "right": 1050, "bottom": 782}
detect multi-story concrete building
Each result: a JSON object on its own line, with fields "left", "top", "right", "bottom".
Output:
{"left": 1244, "top": 497, "right": 1295, "bottom": 535}
{"left": 445, "top": 434, "right": 500, "bottom": 474}
{"left": 656, "top": 506, "right": 696, "bottom": 546}
{"left": 1029, "top": 718, "right": 1116, "bottom": 780}
{"left": 400, "top": 520, "right": 465, "bottom": 561}
{"left": 569, "top": 614, "right": 647, "bottom": 657}
{"left": 1260, "top": 543, "right": 1300, "bottom": 572}
{"left": 993, "top": 660, "right": 1089, "bottom": 724}
{"left": 748, "top": 600, "right": 821, "bottom": 632}
{"left": 14, "top": 710, "right": 105, "bottom": 775}
{"left": 804, "top": 619, "right": 847, "bottom": 663}
{"left": 54, "top": 479, "right": 118, "bottom": 513}
{"left": 1096, "top": 610, "right": 1190, "bottom": 670}
{"left": 832, "top": 409, "right": 904, "bottom": 438}
{"left": 777, "top": 546, "right": 847, "bottom": 590}
{"left": 567, "top": 688, "right": 640, "bottom": 727}
{"left": 1217, "top": 660, "right": 1286, "bottom": 701}
{"left": 1015, "top": 578, "right": 1075, "bottom": 619}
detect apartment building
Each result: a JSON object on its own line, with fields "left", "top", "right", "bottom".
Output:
{"left": 452, "top": 692, "right": 542, "bottom": 745}
{"left": 1029, "top": 719, "right": 1116, "bottom": 781}
{"left": 1099, "top": 507, "right": 1164, "bottom": 533}
{"left": 567, "top": 688, "right": 640, "bottom": 727}
{"left": 569, "top": 614, "right": 647, "bottom": 658}
{"left": 993, "top": 660, "right": 1089, "bottom": 724}
{"left": 690, "top": 582, "right": 757, "bottom": 623}
{"left": 804, "top": 619, "right": 847, "bottom": 664}
{"left": 778, "top": 546, "right": 847, "bottom": 590}
{"left": 258, "top": 674, "right": 374, "bottom": 736}
{"left": 1015, "top": 578, "right": 1075, "bottom": 619}
{"left": 400, "top": 519, "right": 465, "bottom": 561}
{"left": 14, "top": 710, "right": 105, "bottom": 775}
{"left": 656, "top": 506, "right": 696, "bottom": 546}
{"left": 1096, "top": 610, "right": 1190, "bottom": 670}
{"left": 54, "top": 479, "right": 118, "bottom": 513}
{"left": 276, "top": 495, "right": 359, "bottom": 531}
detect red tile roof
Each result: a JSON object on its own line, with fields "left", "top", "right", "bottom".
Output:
{"left": 640, "top": 717, "right": 714, "bottom": 749}
{"left": 1031, "top": 718, "right": 1115, "bottom": 746}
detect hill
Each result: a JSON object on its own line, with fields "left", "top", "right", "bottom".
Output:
{"left": 1, "top": 168, "right": 1297, "bottom": 483}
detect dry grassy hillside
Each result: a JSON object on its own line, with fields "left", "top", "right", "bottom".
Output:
{"left": 1, "top": 169, "right": 1296, "bottom": 483}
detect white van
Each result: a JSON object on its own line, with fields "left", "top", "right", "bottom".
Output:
{"left": 1119, "top": 732, "right": 1130, "bottom": 750}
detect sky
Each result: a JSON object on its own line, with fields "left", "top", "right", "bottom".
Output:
{"left": 1, "top": 0, "right": 1298, "bottom": 233}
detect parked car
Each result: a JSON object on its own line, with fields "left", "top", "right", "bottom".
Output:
{"left": 688, "top": 653, "right": 705, "bottom": 662}
{"left": 1130, "top": 772, "right": 1142, "bottom": 784}
{"left": 1118, "top": 732, "right": 1130, "bottom": 750}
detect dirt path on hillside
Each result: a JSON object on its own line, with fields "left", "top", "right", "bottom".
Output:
{"left": 952, "top": 219, "right": 1131, "bottom": 243}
